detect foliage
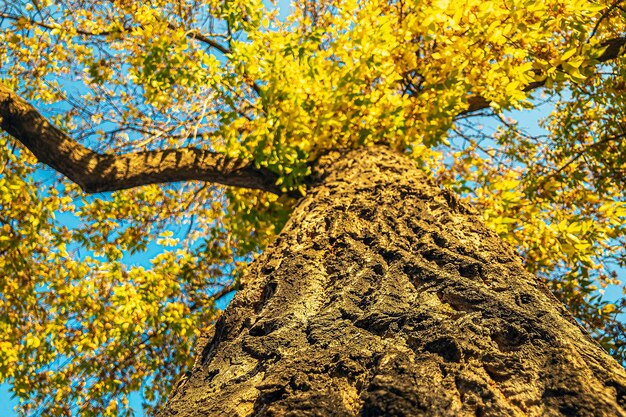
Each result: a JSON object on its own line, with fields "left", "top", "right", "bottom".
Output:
{"left": 0, "top": 0, "right": 625, "bottom": 414}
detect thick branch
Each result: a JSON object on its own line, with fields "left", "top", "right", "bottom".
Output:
{"left": 0, "top": 82, "right": 281, "bottom": 194}
{"left": 464, "top": 36, "right": 626, "bottom": 114}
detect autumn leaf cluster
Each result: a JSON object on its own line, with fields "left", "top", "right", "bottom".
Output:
{"left": 1, "top": 0, "right": 625, "bottom": 415}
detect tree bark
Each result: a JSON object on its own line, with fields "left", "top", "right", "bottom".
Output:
{"left": 161, "top": 145, "right": 626, "bottom": 416}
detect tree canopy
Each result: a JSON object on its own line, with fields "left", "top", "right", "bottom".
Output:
{"left": 1, "top": 0, "right": 625, "bottom": 415}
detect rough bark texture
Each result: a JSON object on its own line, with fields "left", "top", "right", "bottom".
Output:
{"left": 162, "top": 146, "right": 626, "bottom": 416}
{"left": 0, "top": 82, "right": 280, "bottom": 194}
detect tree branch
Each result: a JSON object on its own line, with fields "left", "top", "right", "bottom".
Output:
{"left": 0, "top": 82, "right": 282, "bottom": 195}
{"left": 463, "top": 36, "right": 626, "bottom": 114}
{"left": 0, "top": 12, "right": 233, "bottom": 57}
{"left": 2, "top": 10, "right": 259, "bottom": 97}
{"left": 165, "top": 22, "right": 231, "bottom": 55}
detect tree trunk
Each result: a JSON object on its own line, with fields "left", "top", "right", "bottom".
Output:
{"left": 161, "top": 146, "right": 626, "bottom": 416}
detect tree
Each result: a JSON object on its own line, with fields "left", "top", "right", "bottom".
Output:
{"left": 0, "top": 0, "right": 626, "bottom": 415}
